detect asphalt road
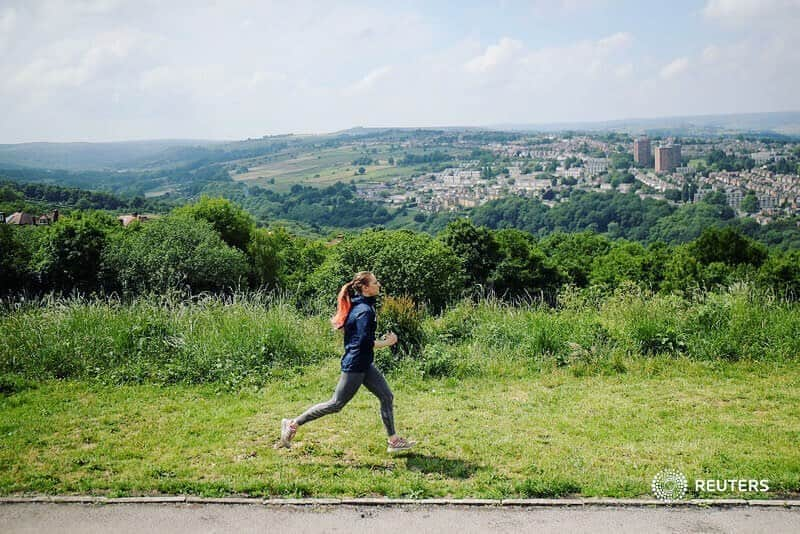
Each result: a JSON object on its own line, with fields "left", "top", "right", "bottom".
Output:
{"left": 2, "top": 504, "right": 799, "bottom": 534}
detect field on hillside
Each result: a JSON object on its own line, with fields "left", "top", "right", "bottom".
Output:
{"left": 228, "top": 146, "right": 422, "bottom": 193}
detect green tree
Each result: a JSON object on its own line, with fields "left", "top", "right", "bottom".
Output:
{"left": 702, "top": 191, "right": 729, "bottom": 207}
{"left": 103, "top": 214, "right": 248, "bottom": 294}
{"left": 590, "top": 240, "right": 665, "bottom": 290}
{"left": 539, "top": 231, "right": 611, "bottom": 287}
{"left": 648, "top": 203, "right": 734, "bottom": 244}
{"left": 34, "top": 211, "right": 119, "bottom": 292}
{"left": 248, "top": 226, "right": 327, "bottom": 291}
{"left": 610, "top": 152, "right": 634, "bottom": 170}
{"left": 438, "top": 218, "right": 500, "bottom": 287}
{"left": 174, "top": 196, "right": 255, "bottom": 251}
{"left": 489, "top": 229, "right": 561, "bottom": 298}
{"left": 741, "top": 192, "right": 759, "bottom": 214}
{"left": 0, "top": 225, "right": 33, "bottom": 293}
{"left": 661, "top": 245, "right": 703, "bottom": 293}
{"left": 757, "top": 251, "right": 800, "bottom": 298}
{"left": 309, "top": 229, "right": 464, "bottom": 312}
{"left": 687, "top": 227, "right": 767, "bottom": 267}
{"left": 0, "top": 185, "right": 24, "bottom": 202}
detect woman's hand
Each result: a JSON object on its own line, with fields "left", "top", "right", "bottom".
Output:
{"left": 375, "top": 331, "right": 398, "bottom": 348}
{"left": 384, "top": 332, "right": 398, "bottom": 346}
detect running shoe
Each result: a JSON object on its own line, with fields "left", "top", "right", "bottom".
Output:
{"left": 280, "top": 418, "right": 297, "bottom": 448}
{"left": 387, "top": 436, "right": 416, "bottom": 453}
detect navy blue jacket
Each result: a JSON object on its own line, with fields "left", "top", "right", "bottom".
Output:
{"left": 340, "top": 294, "right": 377, "bottom": 372}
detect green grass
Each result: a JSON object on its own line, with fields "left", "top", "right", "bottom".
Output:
{"left": 0, "top": 294, "right": 340, "bottom": 387}
{"left": 229, "top": 146, "right": 421, "bottom": 193}
{"left": 1, "top": 287, "right": 799, "bottom": 498}
{"left": 1, "top": 357, "right": 798, "bottom": 498}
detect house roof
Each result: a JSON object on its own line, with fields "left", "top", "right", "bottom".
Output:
{"left": 5, "top": 212, "right": 36, "bottom": 225}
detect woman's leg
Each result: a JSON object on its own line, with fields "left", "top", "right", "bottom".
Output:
{"left": 294, "top": 371, "right": 365, "bottom": 426}
{"left": 362, "top": 364, "right": 396, "bottom": 437}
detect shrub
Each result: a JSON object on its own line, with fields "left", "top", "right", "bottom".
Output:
{"left": 103, "top": 214, "right": 249, "bottom": 294}
{"left": 33, "top": 211, "right": 119, "bottom": 292}
{"left": 0, "top": 294, "right": 339, "bottom": 387}
{"left": 377, "top": 295, "right": 426, "bottom": 362}
{"left": 0, "top": 373, "right": 36, "bottom": 396}
{"left": 428, "top": 299, "right": 478, "bottom": 343}
{"left": 174, "top": 196, "right": 255, "bottom": 250}
{"left": 599, "top": 284, "right": 689, "bottom": 356}
{"left": 416, "top": 344, "right": 477, "bottom": 379}
{"left": 0, "top": 225, "right": 33, "bottom": 293}
{"left": 308, "top": 229, "right": 464, "bottom": 313}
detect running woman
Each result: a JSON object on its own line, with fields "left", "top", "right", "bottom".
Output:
{"left": 280, "top": 271, "right": 416, "bottom": 453}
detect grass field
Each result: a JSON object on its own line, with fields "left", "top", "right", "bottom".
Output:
{"left": 1, "top": 357, "right": 798, "bottom": 499}
{"left": 230, "top": 146, "right": 420, "bottom": 193}
{"left": 1, "top": 289, "right": 799, "bottom": 499}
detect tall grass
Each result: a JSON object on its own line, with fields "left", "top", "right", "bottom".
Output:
{"left": 2, "top": 283, "right": 798, "bottom": 387}
{"left": 0, "top": 292, "right": 339, "bottom": 388}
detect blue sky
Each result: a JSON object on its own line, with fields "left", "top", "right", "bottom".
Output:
{"left": 0, "top": 0, "right": 798, "bottom": 142}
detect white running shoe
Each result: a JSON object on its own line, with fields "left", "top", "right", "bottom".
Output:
{"left": 387, "top": 436, "right": 416, "bottom": 453}
{"left": 280, "top": 418, "right": 297, "bottom": 448}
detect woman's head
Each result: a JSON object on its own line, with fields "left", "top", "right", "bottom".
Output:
{"left": 330, "top": 271, "right": 380, "bottom": 329}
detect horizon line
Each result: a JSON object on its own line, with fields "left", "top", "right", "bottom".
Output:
{"left": 2, "top": 109, "right": 799, "bottom": 145}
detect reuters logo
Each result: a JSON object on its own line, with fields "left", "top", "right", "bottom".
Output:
{"left": 651, "top": 469, "right": 688, "bottom": 501}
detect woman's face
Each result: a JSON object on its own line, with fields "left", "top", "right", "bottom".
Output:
{"left": 361, "top": 274, "right": 381, "bottom": 297}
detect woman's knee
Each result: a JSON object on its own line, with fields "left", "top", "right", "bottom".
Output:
{"left": 329, "top": 399, "right": 347, "bottom": 413}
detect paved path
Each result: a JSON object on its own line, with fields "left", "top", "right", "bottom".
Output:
{"left": 2, "top": 503, "right": 799, "bottom": 533}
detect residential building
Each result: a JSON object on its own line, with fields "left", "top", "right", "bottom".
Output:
{"left": 655, "top": 144, "right": 681, "bottom": 173}
{"left": 633, "top": 137, "right": 651, "bottom": 167}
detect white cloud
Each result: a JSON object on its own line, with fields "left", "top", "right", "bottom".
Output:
{"left": 464, "top": 37, "right": 523, "bottom": 74}
{"left": 615, "top": 63, "right": 633, "bottom": 78}
{"left": 247, "top": 70, "right": 287, "bottom": 88}
{"left": 11, "top": 28, "right": 161, "bottom": 90}
{"left": 0, "top": 7, "right": 17, "bottom": 50}
{"left": 701, "top": 45, "right": 720, "bottom": 63}
{"left": 514, "top": 32, "right": 633, "bottom": 83}
{"left": 138, "top": 65, "right": 178, "bottom": 92}
{"left": 0, "top": 7, "right": 17, "bottom": 32}
{"left": 659, "top": 57, "right": 689, "bottom": 79}
{"left": 343, "top": 65, "right": 393, "bottom": 96}
{"left": 597, "top": 32, "right": 633, "bottom": 51}
{"left": 703, "top": 0, "right": 800, "bottom": 25}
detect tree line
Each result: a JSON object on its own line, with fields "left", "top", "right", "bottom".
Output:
{"left": 2, "top": 197, "right": 799, "bottom": 309}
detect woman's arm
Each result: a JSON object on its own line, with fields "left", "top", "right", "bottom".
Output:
{"left": 374, "top": 331, "right": 398, "bottom": 349}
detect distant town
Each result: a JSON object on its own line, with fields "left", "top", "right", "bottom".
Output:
{"left": 356, "top": 133, "right": 800, "bottom": 224}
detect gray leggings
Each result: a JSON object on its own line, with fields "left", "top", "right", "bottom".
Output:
{"left": 294, "top": 364, "right": 395, "bottom": 436}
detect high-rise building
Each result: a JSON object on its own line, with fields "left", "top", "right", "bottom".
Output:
{"left": 655, "top": 144, "right": 681, "bottom": 173}
{"left": 633, "top": 137, "right": 651, "bottom": 167}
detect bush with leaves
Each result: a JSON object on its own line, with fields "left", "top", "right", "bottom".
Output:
{"left": 103, "top": 214, "right": 248, "bottom": 294}
{"left": 248, "top": 226, "right": 327, "bottom": 292}
{"left": 687, "top": 227, "right": 767, "bottom": 268}
{"left": 438, "top": 218, "right": 500, "bottom": 288}
{"left": 757, "top": 250, "right": 800, "bottom": 299}
{"left": 489, "top": 228, "right": 562, "bottom": 299}
{"left": 375, "top": 295, "right": 426, "bottom": 371}
{"left": 308, "top": 229, "right": 464, "bottom": 313}
{"left": 0, "top": 224, "right": 36, "bottom": 293}
{"left": 174, "top": 196, "right": 255, "bottom": 251}
{"left": 33, "top": 211, "right": 120, "bottom": 293}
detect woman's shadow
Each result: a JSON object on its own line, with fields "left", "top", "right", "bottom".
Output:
{"left": 402, "top": 453, "right": 481, "bottom": 479}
